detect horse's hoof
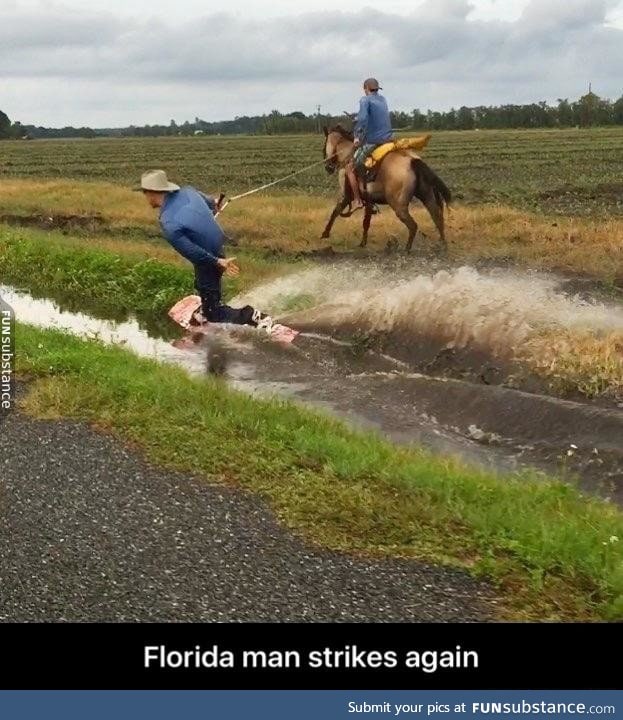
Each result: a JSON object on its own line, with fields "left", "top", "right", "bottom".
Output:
{"left": 320, "top": 232, "right": 330, "bottom": 239}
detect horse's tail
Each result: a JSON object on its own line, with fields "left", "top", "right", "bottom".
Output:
{"left": 411, "top": 158, "right": 452, "bottom": 211}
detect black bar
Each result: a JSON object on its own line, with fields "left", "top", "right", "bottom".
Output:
{"left": 1, "top": 623, "right": 619, "bottom": 690}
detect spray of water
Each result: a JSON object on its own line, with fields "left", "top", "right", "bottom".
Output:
{"left": 235, "top": 263, "right": 623, "bottom": 357}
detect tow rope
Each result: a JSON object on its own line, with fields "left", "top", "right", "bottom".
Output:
{"left": 215, "top": 153, "right": 337, "bottom": 216}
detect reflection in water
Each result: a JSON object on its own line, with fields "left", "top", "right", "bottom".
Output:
{"left": 3, "top": 282, "right": 182, "bottom": 340}
{"left": 2, "top": 284, "right": 197, "bottom": 369}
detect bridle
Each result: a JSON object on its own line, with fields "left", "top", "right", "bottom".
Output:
{"left": 323, "top": 131, "right": 352, "bottom": 174}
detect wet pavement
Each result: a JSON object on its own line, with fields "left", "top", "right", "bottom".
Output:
{"left": 0, "top": 403, "right": 495, "bottom": 622}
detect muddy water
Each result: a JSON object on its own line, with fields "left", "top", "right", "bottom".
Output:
{"left": 239, "top": 261, "right": 623, "bottom": 379}
{"left": 3, "top": 274, "right": 623, "bottom": 504}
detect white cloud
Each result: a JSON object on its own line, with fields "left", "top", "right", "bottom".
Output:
{"left": 1, "top": 0, "right": 622, "bottom": 126}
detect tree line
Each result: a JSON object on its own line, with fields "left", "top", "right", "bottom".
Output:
{"left": 2, "top": 91, "right": 623, "bottom": 140}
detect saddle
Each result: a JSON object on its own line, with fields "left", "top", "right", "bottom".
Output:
{"left": 362, "top": 134, "right": 432, "bottom": 180}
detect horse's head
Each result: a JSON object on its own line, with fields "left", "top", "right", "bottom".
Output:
{"left": 322, "top": 124, "right": 354, "bottom": 174}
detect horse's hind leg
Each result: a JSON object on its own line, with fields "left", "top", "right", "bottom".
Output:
{"left": 360, "top": 203, "right": 374, "bottom": 247}
{"left": 321, "top": 197, "right": 349, "bottom": 239}
{"left": 421, "top": 188, "right": 447, "bottom": 252}
{"left": 391, "top": 204, "right": 418, "bottom": 252}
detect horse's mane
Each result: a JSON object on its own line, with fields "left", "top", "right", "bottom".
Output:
{"left": 330, "top": 124, "right": 354, "bottom": 141}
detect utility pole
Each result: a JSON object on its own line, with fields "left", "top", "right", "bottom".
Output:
{"left": 587, "top": 82, "right": 594, "bottom": 127}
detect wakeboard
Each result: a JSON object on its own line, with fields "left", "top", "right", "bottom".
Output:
{"left": 168, "top": 295, "right": 299, "bottom": 344}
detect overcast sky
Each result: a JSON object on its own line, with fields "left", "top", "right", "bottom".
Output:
{"left": 2, "top": 0, "right": 623, "bottom": 127}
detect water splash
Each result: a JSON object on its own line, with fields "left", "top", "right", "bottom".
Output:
{"left": 236, "top": 263, "right": 623, "bottom": 357}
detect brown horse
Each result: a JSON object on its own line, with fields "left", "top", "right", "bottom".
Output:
{"left": 321, "top": 125, "right": 452, "bottom": 253}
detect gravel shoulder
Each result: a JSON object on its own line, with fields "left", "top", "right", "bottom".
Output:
{"left": 0, "top": 408, "right": 496, "bottom": 622}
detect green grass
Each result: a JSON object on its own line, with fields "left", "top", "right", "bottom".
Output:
{"left": 0, "top": 224, "right": 300, "bottom": 317}
{"left": 2, "top": 127, "right": 623, "bottom": 216}
{"left": 14, "top": 322, "right": 623, "bottom": 621}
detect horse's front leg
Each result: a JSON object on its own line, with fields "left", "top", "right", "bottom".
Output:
{"left": 360, "top": 203, "right": 374, "bottom": 247}
{"left": 321, "top": 196, "right": 349, "bottom": 239}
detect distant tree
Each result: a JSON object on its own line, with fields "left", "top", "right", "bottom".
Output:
{"left": 595, "top": 96, "right": 615, "bottom": 125}
{"left": 456, "top": 106, "right": 475, "bottom": 130}
{"left": 10, "top": 91, "right": 623, "bottom": 139}
{"left": 426, "top": 110, "right": 444, "bottom": 130}
{"left": 411, "top": 108, "right": 427, "bottom": 129}
{"left": 444, "top": 108, "right": 458, "bottom": 130}
{"left": 390, "top": 110, "right": 412, "bottom": 129}
{"left": 0, "top": 109, "right": 11, "bottom": 138}
{"left": 557, "top": 98, "right": 573, "bottom": 126}
{"left": 574, "top": 91, "right": 600, "bottom": 127}
{"left": 262, "top": 109, "right": 283, "bottom": 135}
{"left": 10, "top": 121, "right": 25, "bottom": 138}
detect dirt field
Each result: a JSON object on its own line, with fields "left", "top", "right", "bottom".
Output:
{"left": 2, "top": 126, "right": 623, "bottom": 215}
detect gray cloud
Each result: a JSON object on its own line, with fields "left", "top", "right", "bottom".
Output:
{"left": 1, "top": 0, "right": 622, "bottom": 125}
{"left": 0, "top": 8, "right": 123, "bottom": 52}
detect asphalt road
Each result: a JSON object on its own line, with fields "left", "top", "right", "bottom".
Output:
{"left": 0, "top": 409, "right": 495, "bottom": 622}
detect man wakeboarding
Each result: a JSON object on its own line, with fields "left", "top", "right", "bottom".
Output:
{"left": 135, "top": 169, "right": 274, "bottom": 332}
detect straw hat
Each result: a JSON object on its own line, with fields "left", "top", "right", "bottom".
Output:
{"left": 134, "top": 169, "right": 180, "bottom": 192}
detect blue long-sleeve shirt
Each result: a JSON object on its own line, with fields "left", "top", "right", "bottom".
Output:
{"left": 159, "top": 186, "right": 224, "bottom": 266}
{"left": 354, "top": 93, "right": 393, "bottom": 145}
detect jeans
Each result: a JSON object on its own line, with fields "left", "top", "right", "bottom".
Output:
{"left": 353, "top": 143, "right": 378, "bottom": 171}
{"left": 194, "top": 262, "right": 256, "bottom": 325}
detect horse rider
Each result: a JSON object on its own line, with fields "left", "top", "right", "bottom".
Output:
{"left": 346, "top": 77, "right": 394, "bottom": 211}
{"left": 136, "top": 169, "right": 273, "bottom": 331}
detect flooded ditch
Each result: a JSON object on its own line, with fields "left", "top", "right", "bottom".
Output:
{"left": 3, "top": 260, "right": 623, "bottom": 503}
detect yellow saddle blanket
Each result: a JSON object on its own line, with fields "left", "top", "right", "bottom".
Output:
{"left": 364, "top": 134, "right": 432, "bottom": 169}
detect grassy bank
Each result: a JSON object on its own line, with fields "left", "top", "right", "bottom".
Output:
{"left": 14, "top": 323, "right": 623, "bottom": 621}
{"left": 522, "top": 330, "right": 623, "bottom": 401}
{"left": 1, "top": 179, "right": 622, "bottom": 285}
{"left": 0, "top": 224, "right": 300, "bottom": 316}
